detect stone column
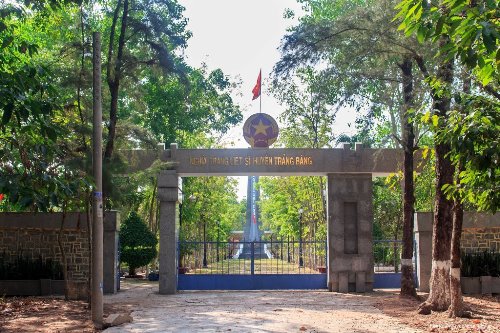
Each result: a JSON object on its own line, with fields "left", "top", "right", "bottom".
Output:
{"left": 414, "top": 212, "right": 433, "bottom": 292}
{"left": 327, "top": 173, "right": 373, "bottom": 293}
{"left": 103, "top": 211, "right": 120, "bottom": 294}
{"left": 157, "top": 170, "right": 179, "bottom": 294}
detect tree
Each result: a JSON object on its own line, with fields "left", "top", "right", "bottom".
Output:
{"left": 141, "top": 66, "right": 242, "bottom": 147}
{"left": 396, "top": 0, "right": 500, "bottom": 316}
{"left": 396, "top": 0, "right": 499, "bottom": 88}
{"left": 120, "top": 211, "right": 158, "bottom": 276}
{"left": 415, "top": 34, "right": 456, "bottom": 315}
{"left": 103, "top": 0, "right": 191, "bottom": 160}
{"left": 274, "top": 0, "right": 433, "bottom": 297}
{"left": 259, "top": 176, "right": 327, "bottom": 241}
{"left": 440, "top": 95, "right": 500, "bottom": 213}
{"left": 271, "top": 67, "right": 338, "bottom": 149}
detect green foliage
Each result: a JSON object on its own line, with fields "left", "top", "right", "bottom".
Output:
{"left": 180, "top": 176, "right": 242, "bottom": 242}
{"left": 275, "top": 0, "right": 433, "bottom": 149}
{"left": 414, "top": 151, "right": 436, "bottom": 212}
{"left": 0, "top": 0, "right": 243, "bottom": 215}
{"left": 439, "top": 95, "right": 500, "bottom": 212}
{"left": 461, "top": 251, "right": 500, "bottom": 277}
{"left": 396, "top": 0, "right": 500, "bottom": 86}
{"left": 271, "top": 67, "right": 337, "bottom": 148}
{"left": 120, "top": 211, "right": 158, "bottom": 274}
{"left": 297, "top": 0, "right": 372, "bottom": 24}
{"left": 0, "top": 4, "right": 91, "bottom": 212}
{"left": 373, "top": 177, "right": 403, "bottom": 239}
{"left": 259, "top": 176, "right": 326, "bottom": 240}
{"left": 142, "top": 66, "right": 242, "bottom": 146}
{"left": 0, "top": 255, "right": 63, "bottom": 280}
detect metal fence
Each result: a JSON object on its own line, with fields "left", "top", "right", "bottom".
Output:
{"left": 178, "top": 240, "right": 327, "bottom": 275}
{"left": 179, "top": 239, "right": 414, "bottom": 275}
{"left": 373, "top": 239, "right": 416, "bottom": 273}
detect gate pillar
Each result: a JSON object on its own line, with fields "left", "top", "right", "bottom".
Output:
{"left": 327, "top": 173, "right": 373, "bottom": 292}
{"left": 157, "top": 170, "right": 179, "bottom": 294}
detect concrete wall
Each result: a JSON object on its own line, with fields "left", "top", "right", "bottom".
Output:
{"left": 327, "top": 173, "right": 373, "bottom": 293}
{"left": 414, "top": 212, "right": 500, "bottom": 292}
{"left": 0, "top": 211, "right": 119, "bottom": 297}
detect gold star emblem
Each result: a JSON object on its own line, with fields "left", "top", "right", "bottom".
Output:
{"left": 252, "top": 120, "right": 270, "bottom": 135}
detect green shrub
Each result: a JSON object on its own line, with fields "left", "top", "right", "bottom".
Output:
{"left": 120, "top": 211, "right": 158, "bottom": 275}
{"left": 0, "top": 254, "right": 63, "bottom": 280}
{"left": 461, "top": 251, "right": 500, "bottom": 277}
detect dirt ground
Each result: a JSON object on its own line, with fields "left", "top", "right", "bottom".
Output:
{"left": 0, "top": 281, "right": 499, "bottom": 332}
{"left": 373, "top": 291, "right": 500, "bottom": 333}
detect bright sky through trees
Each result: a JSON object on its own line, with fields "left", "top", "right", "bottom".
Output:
{"left": 178, "top": 0, "right": 357, "bottom": 198}
{"left": 178, "top": 0, "right": 301, "bottom": 146}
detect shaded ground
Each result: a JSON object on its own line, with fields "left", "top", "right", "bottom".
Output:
{"left": 373, "top": 291, "right": 500, "bottom": 333}
{"left": 0, "top": 297, "right": 96, "bottom": 333}
{"left": 0, "top": 280, "right": 499, "bottom": 332}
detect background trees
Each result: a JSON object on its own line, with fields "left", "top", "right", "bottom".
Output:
{"left": 0, "top": 0, "right": 242, "bottom": 207}
{"left": 273, "top": 0, "right": 437, "bottom": 297}
{"left": 396, "top": 0, "right": 499, "bottom": 316}
{"left": 0, "top": 0, "right": 243, "bottom": 274}
{"left": 272, "top": 0, "right": 497, "bottom": 307}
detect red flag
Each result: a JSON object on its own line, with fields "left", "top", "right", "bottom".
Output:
{"left": 252, "top": 70, "right": 261, "bottom": 100}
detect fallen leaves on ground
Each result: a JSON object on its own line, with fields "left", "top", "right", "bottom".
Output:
{"left": 373, "top": 292, "right": 500, "bottom": 333}
{"left": 0, "top": 297, "right": 96, "bottom": 333}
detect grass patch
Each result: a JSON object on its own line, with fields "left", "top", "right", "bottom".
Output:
{"left": 185, "top": 258, "right": 321, "bottom": 275}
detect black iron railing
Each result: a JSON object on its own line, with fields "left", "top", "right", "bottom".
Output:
{"left": 373, "top": 239, "right": 416, "bottom": 273}
{"left": 179, "top": 239, "right": 416, "bottom": 275}
{"left": 178, "top": 240, "right": 327, "bottom": 275}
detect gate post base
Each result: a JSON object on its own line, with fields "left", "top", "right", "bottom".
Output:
{"left": 157, "top": 170, "right": 179, "bottom": 295}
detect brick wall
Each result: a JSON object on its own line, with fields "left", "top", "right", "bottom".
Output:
{"left": 461, "top": 227, "right": 500, "bottom": 252}
{"left": 0, "top": 212, "right": 119, "bottom": 297}
{"left": 414, "top": 212, "right": 500, "bottom": 292}
{"left": 0, "top": 227, "right": 90, "bottom": 282}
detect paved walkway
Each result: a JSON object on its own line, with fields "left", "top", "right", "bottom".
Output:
{"left": 104, "top": 281, "right": 421, "bottom": 333}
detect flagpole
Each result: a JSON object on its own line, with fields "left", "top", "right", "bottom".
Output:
{"left": 259, "top": 69, "right": 262, "bottom": 113}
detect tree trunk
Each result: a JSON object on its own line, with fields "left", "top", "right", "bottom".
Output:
{"left": 104, "top": 0, "right": 128, "bottom": 160}
{"left": 85, "top": 191, "right": 92, "bottom": 304}
{"left": 149, "top": 179, "right": 157, "bottom": 230}
{"left": 77, "top": 5, "right": 88, "bottom": 152}
{"left": 128, "top": 266, "right": 136, "bottom": 276}
{"left": 399, "top": 55, "right": 417, "bottom": 298}
{"left": 57, "top": 206, "right": 69, "bottom": 300}
{"left": 418, "top": 37, "right": 455, "bottom": 314}
{"left": 449, "top": 168, "right": 464, "bottom": 317}
{"left": 449, "top": 73, "right": 471, "bottom": 318}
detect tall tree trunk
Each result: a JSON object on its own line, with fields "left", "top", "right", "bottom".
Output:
{"left": 77, "top": 5, "right": 88, "bottom": 152}
{"left": 418, "top": 37, "right": 455, "bottom": 314}
{"left": 104, "top": 0, "right": 128, "bottom": 160}
{"left": 449, "top": 161, "right": 464, "bottom": 317}
{"left": 449, "top": 73, "right": 471, "bottom": 318}
{"left": 85, "top": 191, "right": 92, "bottom": 304}
{"left": 148, "top": 180, "right": 157, "bottom": 230}
{"left": 399, "top": 55, "right": 417, "bottom": 298}
{"left": 57, "top": 205, "right": 69, "bottom": 300}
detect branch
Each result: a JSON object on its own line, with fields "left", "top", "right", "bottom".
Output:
{"left": 482, "top": 84, "right": 500, "bottom": 101}
{"left": 413, "top": 54, "right": 431, "bottom": 81}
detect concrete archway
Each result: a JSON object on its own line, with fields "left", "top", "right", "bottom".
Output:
{"left": 124, "top": 143, "right": 422, "bottom": 294}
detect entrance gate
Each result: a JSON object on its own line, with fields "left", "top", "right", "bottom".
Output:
{"left": 177, "top": 239, "right": 328, "bottom": 290}
{"left": 124, "top": 143, "right": 422, "bottom": 294}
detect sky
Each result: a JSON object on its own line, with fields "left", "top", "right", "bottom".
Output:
{"left": 177, "top": 0, "right": 357, "bottom": 198}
